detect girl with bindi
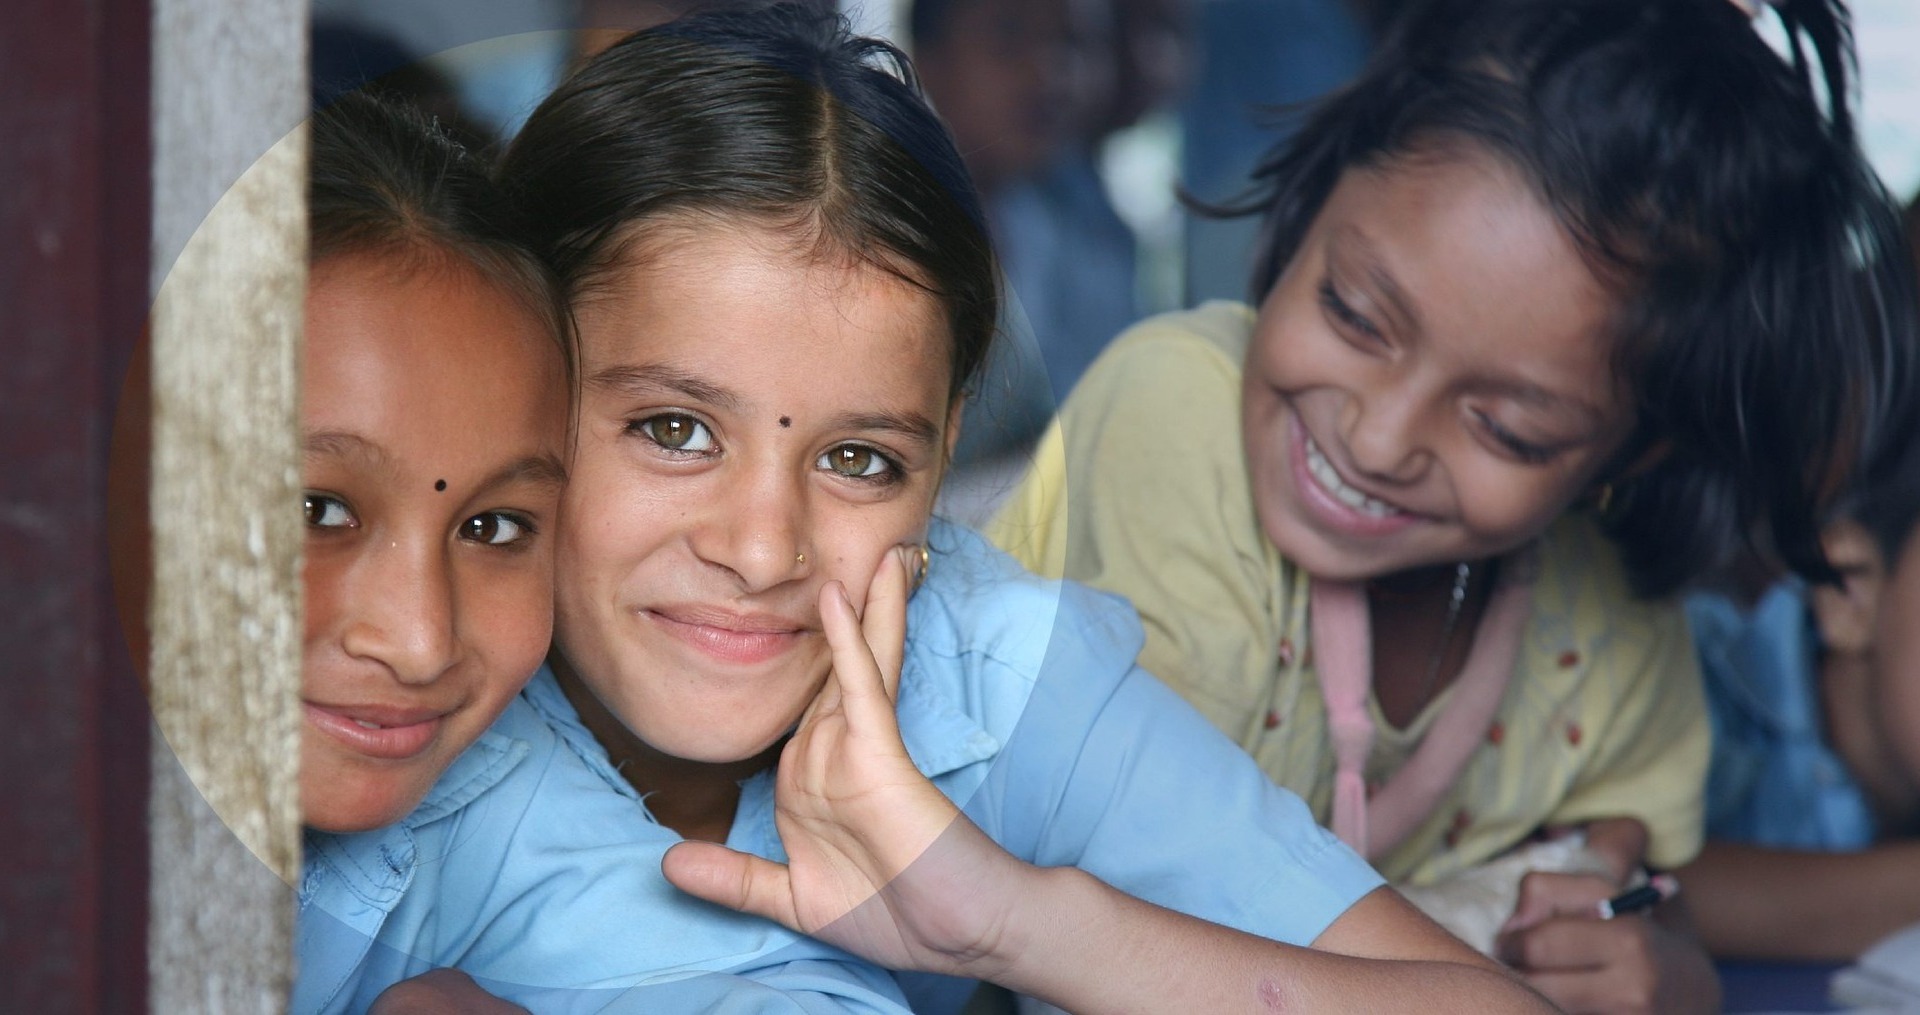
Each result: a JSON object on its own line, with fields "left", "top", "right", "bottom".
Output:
{"left": 293, "top": 91, "right": 919, "bottom": 1015}
{"left": 498, "top": 4, "right": 1554, "bottom": 1013}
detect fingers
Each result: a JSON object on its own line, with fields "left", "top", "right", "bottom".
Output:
{"left": 1499, "top": 911, "right": 1628, "bottom": 970}
{"left": 1507, "top": 918, "right": 1661, "bottom": 1013}
{"left": 862, "top": 546, "right": 913, "bottom": 698}
{"left": 1503, "top": 869, "right": 1616, "bottom": 935}
{"left": 820, "top": 579, "right": 887, "bottom": 713}
{"left": 662, "top": 840, "right": 803, "bottom": 932}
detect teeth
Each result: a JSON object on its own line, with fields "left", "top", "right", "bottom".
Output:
{"left": 354, "top": 720, "right": 384, "bottom": 730}
{"left": 1304, "top": 435, "right": 1402, "bottom": 518}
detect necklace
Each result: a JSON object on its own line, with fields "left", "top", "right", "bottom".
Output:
{"left": 1412, "top": 562, "right": 1473, "bottom": 708}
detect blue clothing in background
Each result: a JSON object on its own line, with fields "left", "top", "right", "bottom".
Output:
{"left": 1179, "top": 0, "right": 1371, "bottom": 304}
{"left": 531, "top": 519, "right": 1385, "bottom": 1015}
{"left": 1688, "top": 583, "right": 1876, "bottom": 850}
{"left": 295, "top": 694, "right": 908, "bottom": 1015}
{"left": 995, "top": 154, "right": 1143, "bottom": 405}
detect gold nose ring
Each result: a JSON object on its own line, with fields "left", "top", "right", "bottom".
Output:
{"left": 796, "top": 551, "right": 807, "bottom": 565}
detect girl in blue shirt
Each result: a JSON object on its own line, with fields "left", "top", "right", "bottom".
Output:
{"left": 493, "top": 5, "right": 1546, "bottom": 1012}
{"left": 292, "top": 91, "right": 911, "bottom": 1015}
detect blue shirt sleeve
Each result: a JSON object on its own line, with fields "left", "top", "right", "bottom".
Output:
{"left": 986, "top": 655, "right": 1385, "bottom": 945}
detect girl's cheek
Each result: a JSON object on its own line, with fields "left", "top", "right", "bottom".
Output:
{"left": 463, "top": 567, "right": 557, "bottom": 675}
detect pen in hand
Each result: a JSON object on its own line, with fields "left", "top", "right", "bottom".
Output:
{"left": 1594, "top": 873, "right": 1679, "bottom": 919}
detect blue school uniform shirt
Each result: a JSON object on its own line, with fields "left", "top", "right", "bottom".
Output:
{"left": 294, "top": 692, "right": 909, "bottom": 1015}
{"left": 526, "top": 519, "right": 1385, "bottom": 1015}
{"left": 1688, "top": 582, "right": 1876, "bottom": 850}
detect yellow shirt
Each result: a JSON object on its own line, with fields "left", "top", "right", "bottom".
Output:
{"left": 986, "top": 302, "right": 1709, "bottom": 884}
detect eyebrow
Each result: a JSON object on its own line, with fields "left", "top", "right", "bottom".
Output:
{"left": 825, "top": 410, "right": 943, "bottom": 450}
{"left": 305, "top": 429, "right": 568, "bottom": 490}
{"left": 1481, "top": 379, "right": 1607, "bottom": 427}
{"left": 1330, "top": 226, "right": 1424, "bottom": 337}
{"left": 305, "top": 429, "right": 392, "bottom": 468}
{"left": 588, "top": 363, "right": 742, "bottom": 412}
{"left": 482, "top": 454, "right": 569, "bottom": 492}
{"left": 1364, "top": 259, "right": 1423, "bottom": 338}
{"left": 590, "top": 362, "right": 942, "bottom": 451}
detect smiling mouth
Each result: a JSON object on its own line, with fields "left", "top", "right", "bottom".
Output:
{"left": 304, "top": 703, "right": 447, "bottom": 760}
{"left": 646, "top": 609, "right": 807, "bottom": 666}
{"left": 1302, "top": 431, "right": 1406, "bottom": 518}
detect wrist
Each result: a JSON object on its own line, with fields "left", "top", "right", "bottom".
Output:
{"left": 962, "top": 865, "right": 1117, "bottom": 997}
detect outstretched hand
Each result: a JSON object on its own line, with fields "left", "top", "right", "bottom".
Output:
{"left": 663, "top": 546, "right": 1028, "bottom": 978}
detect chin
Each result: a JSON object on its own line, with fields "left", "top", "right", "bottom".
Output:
{"left": 302, "top": 781, "right": 426, "bottom": 835}
{"left": 643, "top": 716, "right": 795, "bottom": 766}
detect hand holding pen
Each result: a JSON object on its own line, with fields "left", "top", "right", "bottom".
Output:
{"left": 1595, "top": 873, "right": 1681, "bottom": 920}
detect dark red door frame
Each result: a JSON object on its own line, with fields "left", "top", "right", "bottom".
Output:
{"left": 2, "top": 0, "right": 153, "bottom": 1010}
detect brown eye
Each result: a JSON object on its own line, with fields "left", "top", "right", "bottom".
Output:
{"left": 638, "top": 414, "right": 713, "bottom": 452}
{"left": 820, "top": 444, "right": 890, "bottom": 479}
{"left": 460, "top": 512, "right": 529, "bottom": 546}
{"left": 303, "top": 494, "right": 356, "bottom": 529}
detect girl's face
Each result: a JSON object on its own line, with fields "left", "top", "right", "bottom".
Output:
{"left": 300, "top": 251, "right": 567, "bottom": 833}
{"left": 555, "top": 222, "right": 956, "bottom": 764}
{"left": 1243, "top": 148, "right": 1635, "bottom": 581}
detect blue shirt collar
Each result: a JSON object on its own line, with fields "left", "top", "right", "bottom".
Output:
{"left": 521, "top": 663, "right": 649, "bottom": 805}
{"left": 302, "top": 715, "right": 530, "bottom": 911}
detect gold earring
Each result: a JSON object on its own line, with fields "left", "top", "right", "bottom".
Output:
{"left": 914, "top": 544, "right": 931, "bottom": 588}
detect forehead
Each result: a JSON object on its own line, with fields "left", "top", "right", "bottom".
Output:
{"left": 1316, "top": 147, "right": 1624, "bottom": 414}
{"left": 574, "top": 222, "right": 951, "bottom": 410}
{"left": 304, "top": 250, "right": 566, "bottom": 447}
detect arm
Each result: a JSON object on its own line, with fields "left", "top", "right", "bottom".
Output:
{"left": 970, "top": 871, "right": 1551, "bottom": 1012}
{"left": 1680, "top": 839, "right": 1920, "bottom": 961}
{"left": 667, "top": 552, "right": 1553, "bottom": 1013}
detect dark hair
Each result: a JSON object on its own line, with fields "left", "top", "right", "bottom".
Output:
{"left": 1225, "top": 0, "right": 1918, "bottom": 597}
{"left": 1843, "top": 421, "right": 1920, "bottom": 567}
{"left": 307, "top": 91, "right": 575, "bottom": 395}
{"left": 499, "top": 1, "right": 998, "bottom": 401}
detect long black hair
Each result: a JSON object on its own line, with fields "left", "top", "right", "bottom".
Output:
{"left": 499, "top": 1, "right": 999, "bottom": 402}
{"left": 1226, "top": 0, "right": 1917, "bottom": 597}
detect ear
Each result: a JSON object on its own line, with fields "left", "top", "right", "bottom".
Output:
{"left": 1809, "top": 520, "right": 1885, "bottom": 657}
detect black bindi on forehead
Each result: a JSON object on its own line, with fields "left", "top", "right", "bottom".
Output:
{"left": 779, "top": 416, "right": 792, "bottom": 428}
{"left": 434, "top": 479, "right": 447, "bottom": 492}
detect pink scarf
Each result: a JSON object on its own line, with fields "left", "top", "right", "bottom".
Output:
{"left": 1310, "top": 557, "right": 1534, "bottom": 861}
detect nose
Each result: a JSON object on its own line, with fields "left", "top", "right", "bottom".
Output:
{"left": 339, "top": 537, "right": 461, "bottom": 686}
{"left": 1341, "top": 390, "right": 1433, "bottom": 485}
{"left": 691, "top": 465, "right": 812, "bottom": 594}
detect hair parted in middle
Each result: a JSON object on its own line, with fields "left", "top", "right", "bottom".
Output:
{"left": 499, "top": 0, "right": 1000, "bottom": 402}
